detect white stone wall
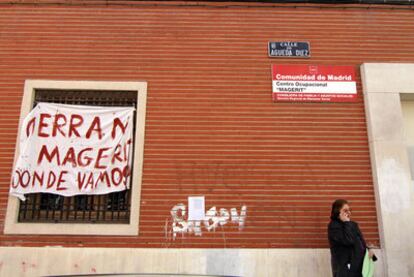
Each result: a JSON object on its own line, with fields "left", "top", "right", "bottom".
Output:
{"left": 361, "top": 63, "right": 414, "bottom": 277}
{"left": 0, "top": 247, "right": 385, "bottom": 277}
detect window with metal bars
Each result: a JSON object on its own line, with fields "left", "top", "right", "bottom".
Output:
{"left": 17, "top": 89, "right": 137, "bottom": 224}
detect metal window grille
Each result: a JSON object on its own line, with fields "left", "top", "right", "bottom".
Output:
{"left": 17, "top": 89, "right": 137, "bottom": 223}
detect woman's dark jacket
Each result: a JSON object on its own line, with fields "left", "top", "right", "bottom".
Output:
{"left": 328, "top": 219, "right": 367, "bottom": 277}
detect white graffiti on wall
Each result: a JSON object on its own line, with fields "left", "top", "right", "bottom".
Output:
{"left": 170, "top": 203, "right": 247, "bottom": 239}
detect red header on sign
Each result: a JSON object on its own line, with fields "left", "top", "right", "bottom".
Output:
{"left": 271, "top": 65, "right": 357, "bottom": 103}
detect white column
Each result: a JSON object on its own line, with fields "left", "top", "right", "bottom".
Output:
{"left": 361, "top": 63, "right": 414, "bottom": 276}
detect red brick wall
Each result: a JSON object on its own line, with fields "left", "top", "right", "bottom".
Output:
{"left": 2, "top": 1, "right": 412, "bottom": 248}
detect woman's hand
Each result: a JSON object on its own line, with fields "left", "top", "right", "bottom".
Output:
{"left": 368, "top": 249, "right": 375, "bottom": 259}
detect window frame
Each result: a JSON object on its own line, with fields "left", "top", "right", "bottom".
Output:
{"left": 3, "top": 80, "right": 147, "bottom": 236}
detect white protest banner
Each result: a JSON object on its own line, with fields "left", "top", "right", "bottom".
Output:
{"left": 10, "top": 103, "right": 135, "bottom": 200}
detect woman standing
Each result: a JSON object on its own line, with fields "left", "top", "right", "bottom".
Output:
{"left": 328, "top": 199, "right": 376, "bottom": 277}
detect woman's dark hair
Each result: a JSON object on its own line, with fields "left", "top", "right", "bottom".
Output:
{"left": 330, "top": 199, "right": 348, "bottom": 221}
